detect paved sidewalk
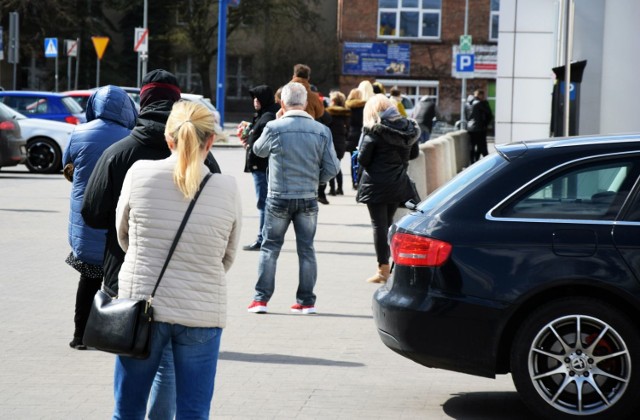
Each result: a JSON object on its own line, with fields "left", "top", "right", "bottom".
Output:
{"left": 0, "top": 146, "right": 526, "bottom": 419}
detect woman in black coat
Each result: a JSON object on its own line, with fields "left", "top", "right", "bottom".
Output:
{"left": 356, "top": 94, "right": 420, "bottom": 283}
{"left": 325, "top": 90, "right": 351, "bottom": 195}
{"left": 345, "top": 88, "right": 366, "bottom": 189}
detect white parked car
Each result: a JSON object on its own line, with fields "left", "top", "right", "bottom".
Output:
{"left": 180, "top": 93, "right": 221, "bottom": 124}
{"left": 3, "top": 106, "right": 75, "bottom": 174}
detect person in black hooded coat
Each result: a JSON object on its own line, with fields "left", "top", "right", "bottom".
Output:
{"left": 356, "top": 94, "right": 420, "bottom": 284}
{"left": 240, "top": 85, "right": 280, "bottom": 251}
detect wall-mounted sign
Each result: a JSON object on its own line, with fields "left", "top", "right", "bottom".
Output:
{"left": 342, "top": 42, "right": 410, "bottom": 76}
{"left": 452, "top": 45, "right": 497, "bottom": 79}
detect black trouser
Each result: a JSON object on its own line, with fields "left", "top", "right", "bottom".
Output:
{"left": 73, "top": 274, "right": 103, "bottom": 339}
{"left": 469, "top": 130, "right": 488, "bottom": 163}
{"left": 366, "top": 202, "right": 399, "bottom": 265}
{"left": 328, "top": 170, "right": 343, "bottom": 191}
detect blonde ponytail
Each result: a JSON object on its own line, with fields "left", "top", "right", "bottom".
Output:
{"left": 165, "top": 101, "right": 217, "bottom": 199}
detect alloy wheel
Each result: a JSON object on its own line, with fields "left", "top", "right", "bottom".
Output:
{"left": 527, "top": 314, "right": 631, "bottom": 416}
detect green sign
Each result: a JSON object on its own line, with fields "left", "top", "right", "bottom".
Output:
{"left": 460, "top": 35, "right": 473, "bottom": 52}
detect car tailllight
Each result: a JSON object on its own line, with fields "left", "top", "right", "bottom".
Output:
{"left": 0, "top": 121, "right": 16, "bottom": 130}
{"left": 65, "top": 116, "right": 80, "bottom": 125}
{"left": 391, "top": 232, "right": 452, "bottom": 267}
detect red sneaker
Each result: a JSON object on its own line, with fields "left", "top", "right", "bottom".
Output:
{"left": 248, "top": 300, "right": 267, "bottom": 314}
{"left": 290, "top": 303, "right": 316, "bottom": 314}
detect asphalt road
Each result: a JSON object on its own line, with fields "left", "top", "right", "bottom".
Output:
{"left": 0, "top": 146, "right": 534, "bottom": 419}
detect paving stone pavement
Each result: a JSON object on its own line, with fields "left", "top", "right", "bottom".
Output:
{"left": 0, "top": 144, "right": 530, "bottom": 419}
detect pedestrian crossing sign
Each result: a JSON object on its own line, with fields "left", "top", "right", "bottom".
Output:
{"left": 44, "top": 38, "right": 58, "bottom": 58}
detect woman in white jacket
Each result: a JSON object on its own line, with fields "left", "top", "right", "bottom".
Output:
{"left": 113, "top": 101, "right": 242, "bottom": 419}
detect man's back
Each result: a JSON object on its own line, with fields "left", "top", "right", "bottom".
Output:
{"left": 253, "top": 111, "right": 339, "bottom": 200}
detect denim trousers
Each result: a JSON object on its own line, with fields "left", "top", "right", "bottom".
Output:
{"left": 252, "top": 170, "right": 268, "bottom": 242}
{"left": 254, "top": 197, "right": 319, "bottom": 305}
{"left": 147, "top": 343, "right": 176, "bottom": 420}
{"left": 113, "top": 322, "right": 222, "bottom": 420}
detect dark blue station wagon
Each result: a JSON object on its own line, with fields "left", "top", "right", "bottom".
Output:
{"left": 374, "top": 134, "right": 640, "bottom": 419}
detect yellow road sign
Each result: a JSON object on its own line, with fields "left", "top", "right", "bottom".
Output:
{"left": 91, "top": 36, "right": 110, "bottom": 60}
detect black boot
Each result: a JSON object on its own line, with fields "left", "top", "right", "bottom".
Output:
{"left": 318, "top": 183, "right": 329, "bottom": 204}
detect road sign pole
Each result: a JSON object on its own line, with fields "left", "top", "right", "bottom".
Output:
{"left": 460, "top": 0, "right": 469, "bottom": 128}
{"left": 142, "top": 0, "right": 148, "bottom": 77}
{"left": 216, "top": 0, "right": 228, "bottom": 125}
{"left": 96, "top": 58, "right": 100, "bottom": 88}
{"left": 55, "top": 54, "right": 59, "bottom": 92}
{"left": 74, "top": 38, "right": 80, "bottom": 90}
{"left": 67, "top": 56, "right": 72, "bottom": 91}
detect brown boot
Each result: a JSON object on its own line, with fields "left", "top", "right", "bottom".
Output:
{"left": 366, "top": 264, "right": 390, "bottom": 283}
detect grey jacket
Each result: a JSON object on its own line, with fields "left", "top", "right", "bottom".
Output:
{"left": 253, "top": 110, "right": 340, "bottom": 199}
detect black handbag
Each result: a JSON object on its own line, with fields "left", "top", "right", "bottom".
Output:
{"left": 83, "top": 173, "right": 212, "bottom": 359}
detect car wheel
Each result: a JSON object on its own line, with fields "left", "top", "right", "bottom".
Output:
{"left": 26, "top": 137, "right": 61, "bottom": 174}
{"left": 511, "top": 297, "right": 640, "bottom": 419}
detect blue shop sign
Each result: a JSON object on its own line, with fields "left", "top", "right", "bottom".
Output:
{"left": 343, "top": 42, "right": 410, "bottom": 76}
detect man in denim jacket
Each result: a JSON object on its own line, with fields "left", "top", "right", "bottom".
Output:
{"left": 247, "top": 82, "right": 340, "bottom": 315}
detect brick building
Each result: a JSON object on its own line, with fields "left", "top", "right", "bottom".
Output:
{"left": 337, "top": 0, "right": 499, "bottom": 123}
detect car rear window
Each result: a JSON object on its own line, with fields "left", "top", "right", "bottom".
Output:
{"left": 62, "top": 96, "right": 84, "bottom": 113}
{"left": 419, "top": 153, "right": 507, "bottom": 213}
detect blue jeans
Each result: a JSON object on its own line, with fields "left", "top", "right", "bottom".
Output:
{"left": 254, "top": 197, "right": 319, "bottom": 305}
{"left": 252, "top": 170, "right": 268, "bottom": 242}
{"left": 147, "top": 343, "right": 176, "bottom": 420}
{"left": 113, "top": 322, "right": 222, "bottom": 420}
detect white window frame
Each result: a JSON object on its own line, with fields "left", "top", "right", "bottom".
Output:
{"left": 227, "top": 56, "right": 252, "bottom": 100}
{"left": 377, "top": 0, "right": 442, "bottom": 40}
{"left": 489, "top": 0, "right": 499, "bottom": 42}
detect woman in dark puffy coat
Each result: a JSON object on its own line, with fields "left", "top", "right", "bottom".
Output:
{"left": 345, "top": 88, "right": 366, "bottom": 189}
{"left": 62, "top": 85, "right": 138, "bottom": 349}
{"left": 356, "top": 94, "right": 420, "bottom": 284}
{"left": 325, "top": 90, "right": 350, "bottom": 195}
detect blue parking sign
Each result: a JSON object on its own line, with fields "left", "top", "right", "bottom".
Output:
{"left": 44, "top": 38, "right": 58, "bottom": 58}
{"left": 456, "top": 53, "right": 474, "bottom": 72}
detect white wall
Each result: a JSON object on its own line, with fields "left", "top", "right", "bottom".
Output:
{"left": 497, "top": 0, "right": 640, "bottom": 144}
{"left": 599, "top": 0, "right": 640, "bottom": 134}
{"left": 495, "top": 0, "right": 557, "bottom": 144}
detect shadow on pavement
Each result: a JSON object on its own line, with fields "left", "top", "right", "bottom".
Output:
{"left": 442, "top": 392, "right": 536, "bottom": 419}
{"left": 316, "top": 312, "right": 373, "bottom": 319}
{"left": 219, "top": 351, "right": 364, "bottom": 367}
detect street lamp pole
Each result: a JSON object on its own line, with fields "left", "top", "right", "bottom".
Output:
{"left": 216, "top": 0, "right": 228, "bottom": 125}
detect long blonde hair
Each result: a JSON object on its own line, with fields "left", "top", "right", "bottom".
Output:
{"left": 165, "top": 101, "right": 217, "bottom": 199}
{"left": 357, "top": 80, "right": 375, "bottom": 101}
{"left": 362, "top": 94, "right": 394, "bottom": 128}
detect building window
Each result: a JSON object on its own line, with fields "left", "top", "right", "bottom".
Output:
{"left": 378, "top": 0, "right": 442, "bottom": 39}
{"left": 489, "top": 0, "right": 499, "bottom": 42}
{"left": 227, "top": 56, "right": 252, "bottom": 99}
